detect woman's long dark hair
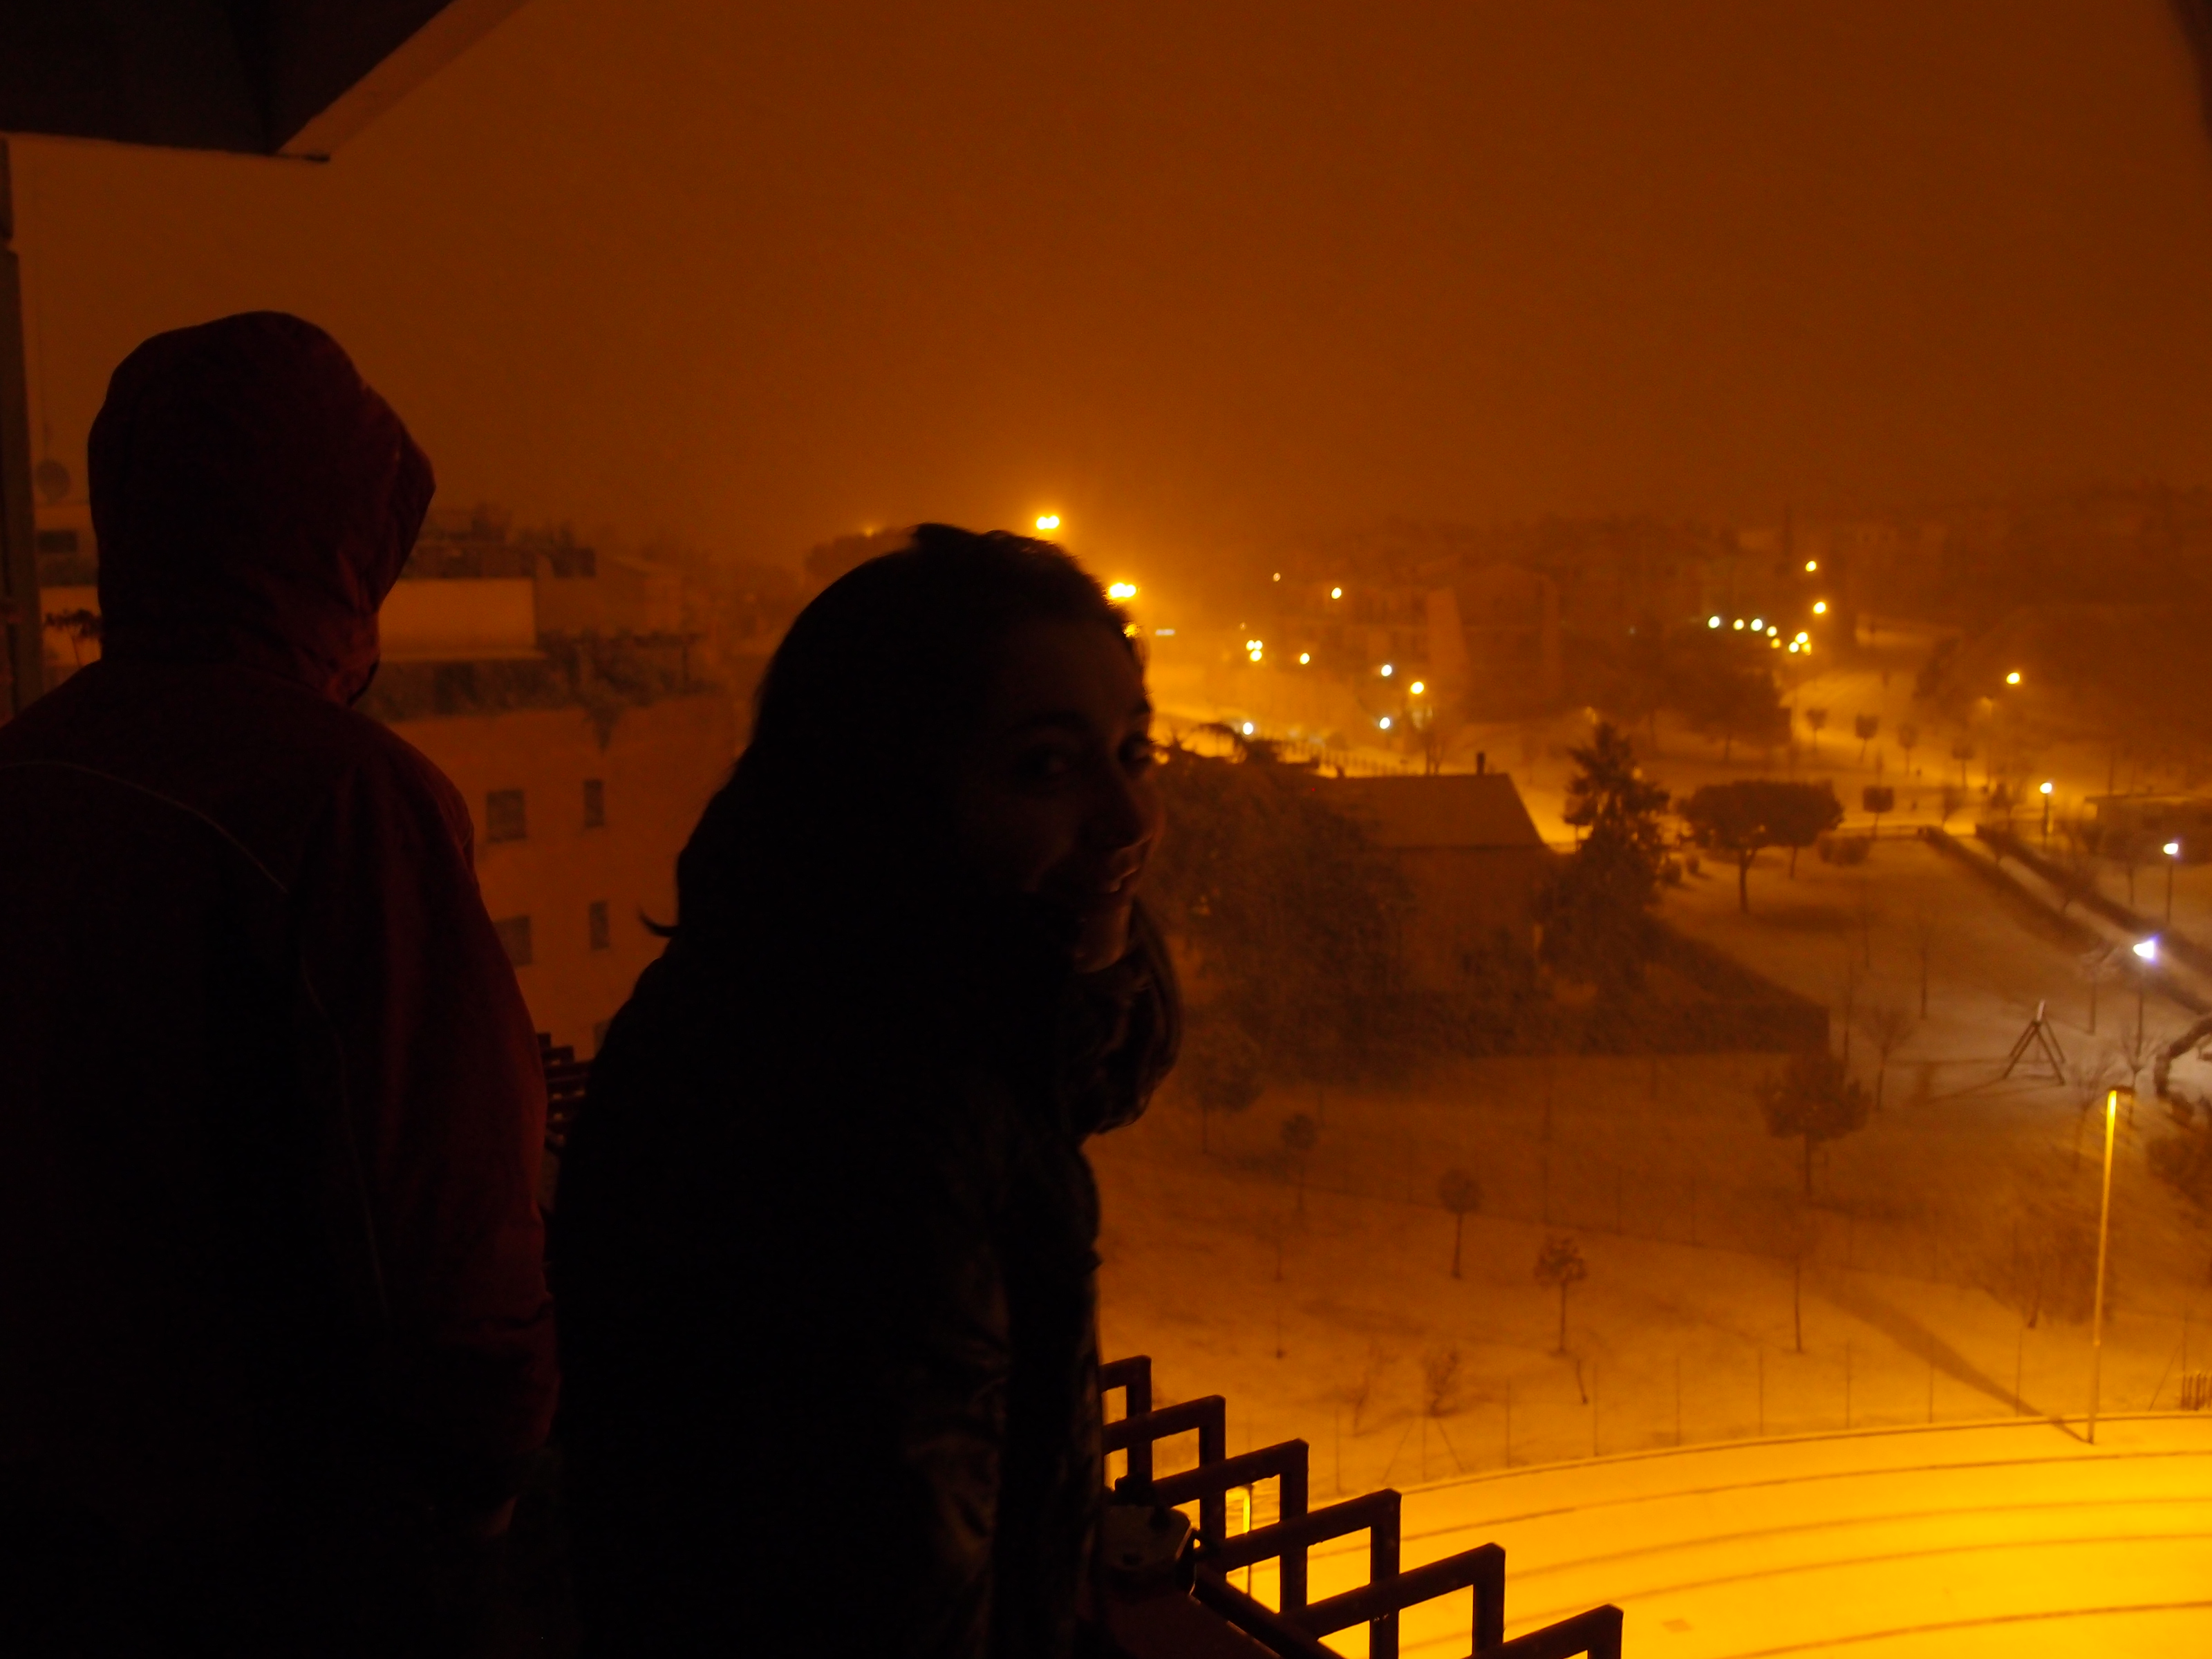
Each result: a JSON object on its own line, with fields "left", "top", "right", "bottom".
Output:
{"left": 657, "top": 525, "right": 1177, "bottom": 1112}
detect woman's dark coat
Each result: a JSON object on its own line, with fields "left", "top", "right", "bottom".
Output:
{"left": 554, "top": 908, "right": 1174, "bottom": 1658}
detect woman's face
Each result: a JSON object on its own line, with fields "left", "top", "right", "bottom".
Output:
{"left": 957, "top": 617, "right": 1163, "bottom": 973}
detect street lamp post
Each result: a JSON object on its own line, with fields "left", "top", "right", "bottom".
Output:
{"left": 2040, "top": 781, "right": 2053, "bottom": 848}
{"left": 2088, "top": 1086, "right": 2119, "bottom": 1445}
{"left": 2133, "top": 937, "right": 2158, "bottom": 1052}
{"left": 2165, "top": 841, "right": 2181, "bottom": 929}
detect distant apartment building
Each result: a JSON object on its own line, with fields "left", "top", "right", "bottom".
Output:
{"left": 366, "top": 507, "right": 735, "bottom": 1053}
{"left": 30, "top": 497, "right": 736, "bottom": 1055}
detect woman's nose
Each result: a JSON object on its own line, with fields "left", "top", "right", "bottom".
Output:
{"left": 1089, "top": 763, "right": 1154, "bottom": 853}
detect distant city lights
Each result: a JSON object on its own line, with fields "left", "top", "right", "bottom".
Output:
{"left": 1380, "top": 664, "right": 1394, "bottom": 677}
{"left": 1709, "top": 616, "right": 1721, "bottom": 628}
{"left": 1107, "top": 580, "right": 1138, "bottom": 601}
{"left": 1035, "top": 514, "right": 1061, "bottom": 532}
{"left": 1379, "top": 716, "right": 1393, "bottom": 729}
{"left": 1298, "top": 652, "right": 1311, "bottom": 664}
{"left": 1330, "top": 586, "right": 1344, "bottom": 600}
{"left": 1805, "top": 559, "right": 1818, "bottom": 572}
{"left": 1751, "top": 618, "right": 1763, "bottom": 631}
{"left": 1272, "top": 572, "right": 1282, "bottom": 581}
{"left": 1733, "top": 619, "right": 1745, "bottom": 630}
{"left": 1409, "top": 680, "right": 1425, "bottom": 695}
{"left": 1813, "top": 601, "right": 1828, "bottom": 615}
{"left": 1788, "top": 642, "right": 1800, "bottom": 653}
{"left": 2006, "top": 671, "right": 2022, "bottom": 685}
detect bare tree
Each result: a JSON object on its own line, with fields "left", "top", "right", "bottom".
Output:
{"left": 1804, "top": 707, "right": 1828, "bottom": 753}
{"left": 1758, "top": 1049, "right": 1871, "bottom": 1194}
{"left": 1778, "top": 1201, "right": 1815, "bottom": 1353}
{"left": 1985, "top": 1190, "right": 2103, "bottom": 1329}
{"left": 1862, "top": 1003, "right": 1912, "bottom": 1111}
{"left": 1437, "top": 1168, "right": 1482, "bottom": 1278}
{"left": 2052, "top": 822, "right": 2100, "bottom": 916}
{"left": 1421, "top": 1346, "right": 1463, "bottom": 1419}
{"left": 1346, "top": 1341, "right": 1392, "bottom": 1434}
{"left": 1853, "top": 712, "right": 1879, "bottom": 763}
{"left": 1534, "top": 1235, "right": 1589, "bottom": 1353}
{"left": 1950, "top": 738, "right": 1975, "bottom": 789}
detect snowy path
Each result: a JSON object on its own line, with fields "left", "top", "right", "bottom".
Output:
{"left": 1288, "top": 1414, "right": 2212, "bottom": 1656}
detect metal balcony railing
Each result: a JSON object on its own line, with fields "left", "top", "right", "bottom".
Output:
{"left": 1103, "top": 1354, "right": 1624, "bottom": 1659}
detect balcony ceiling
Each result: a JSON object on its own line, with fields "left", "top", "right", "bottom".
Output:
{"left": 0, "top": 0, "right": 527, "bottom": 159}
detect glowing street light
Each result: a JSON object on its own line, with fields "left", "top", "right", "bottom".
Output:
{"left": 2006, "top": 671, "right": 2022, "bottom": 686}
{"left": 1329, "top": 586, "right": 1343, "bottom": 600}
{"left": 1708, "top": 616, "right": 1721, "bottom": 628}
{"left": 1805, "top": 559, "right": 1818, "bottom": 572}
{"left": 1379, "top": 716, "right": 1393, "bottom": 730}
{"left": 1409, "top": 680, "right": 1425, "bottom": 695}
{"left": 1298, "top": 652, "right": 1311, "bottom": 665}
{"left": 1732, "top": 619, "right": 1745, "bottom": 630}
{"left": 1380, "top": 664, "right": 1394, "bottom": 677}
{"left": 2166, "top": 840, "right": 2183, "bottom": 927}
{"left": 1241, "top": 722, "right": 1255, "bottom": 736}
{"left": 1794, "top": 631, "right": 1809, "bottom": 643}
{"left": 1035, "top": 514, "right": 1061, "bottom": 532}
{"left": 1107, "top": 580, "right": 1138, "bottom": 601}
{"left": 1812, "top": 601, "right": 1828, "bottom": 615}
{"left": 1751, "top": 618, "right": 1763, "bottom": 631}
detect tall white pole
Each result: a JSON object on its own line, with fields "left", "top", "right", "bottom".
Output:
{"left": 2088, "top": 1087, "right": 2119, "bottom": 1444}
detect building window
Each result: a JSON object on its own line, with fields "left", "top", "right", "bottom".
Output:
{"left": 583, "top": 778, "right": 606, "bottom": 829}
{"left": 588, "top": 900, "right": 611, "bottom": 951}
{"left": 494, "top": 916, "right": 533, "bottom": 966}
{"left": 486, "top": 788, "right": 527, "bottom": 843}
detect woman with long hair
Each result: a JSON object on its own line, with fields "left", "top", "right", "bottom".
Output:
{"left": 554, "top": 526, "right": 1179, "bottom": 1656}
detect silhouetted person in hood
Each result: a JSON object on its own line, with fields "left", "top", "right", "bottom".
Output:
{"left": 0, "top": 313, "right": 556, "bottom": 1655}
{"left": 555, "top": 527, "right": 1179, "bottom": 1658}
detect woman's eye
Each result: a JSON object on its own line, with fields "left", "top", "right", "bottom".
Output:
{"left": 1013, "top": 747, "right": 1076, "bottom": 786}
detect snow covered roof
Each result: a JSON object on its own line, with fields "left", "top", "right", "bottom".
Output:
{"left": 1321, "top": 773, "right": 1546, "bottom": 850}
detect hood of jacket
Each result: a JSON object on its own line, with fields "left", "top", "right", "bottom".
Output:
{"left": 89, "top": 312, "right": 435, "bottom": 705}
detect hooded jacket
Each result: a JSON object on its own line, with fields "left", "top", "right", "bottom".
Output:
{"left": 0, "top": 315, "right": 556, "bottom": 1629}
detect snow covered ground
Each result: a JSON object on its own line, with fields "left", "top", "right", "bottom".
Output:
{"left": 1375, "top": 1412, "right": 2212, "bottom": 1657}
